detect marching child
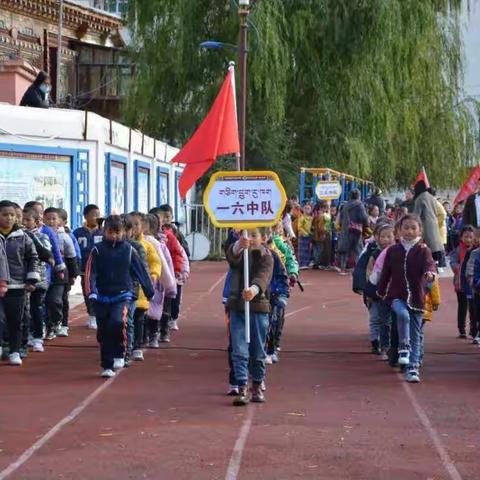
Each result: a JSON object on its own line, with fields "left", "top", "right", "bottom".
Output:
{"left": 85, "top": 215, "right": 154, "bottom": 377}
{"left": 421, "top": 277, "right": 441, "bottom": 365}
{"left": 22, "top": 207, "right": 54, "bottom": 352}
{"left": 311, "top": 201, "right": 332, "bottom": 269}
{"left": 377, "top": 214, "right": 436, "bottom": 383}
{"left": 58, "top": 208, "right": 81, "bottom": 338}
{"left": 354, "top": 222, "right": 394, "bottom": 356}
{"left": 73, "top": 204, "right": 103, "bottom": 330}
{"left": 449, "top": 225, "right": 476, "bottom": 339}
{"left": 43, "top": 207, "right": 79, "bottom": 339}
{"left": 122, "top": 214, "right": 148, "bottom": 365}
{"left": 149, "top": 207, "right": 189, "bottom": 339}
{"left": 143, "top": 214, "right": 176, "bottom": 347}
{"left": 130, "top": 212, "right": 161, "bottom": 360}
{"left": 265, "top": 232, "right": 290, "bottom": 365}
{"left": 226, "top": 227, "right": 274, "bottom": 406}
{"left": 297, "top": 204, "right": 313, "bottom": 269}
{"left": 0, "top": 200, "right": 39, "bottom": 365}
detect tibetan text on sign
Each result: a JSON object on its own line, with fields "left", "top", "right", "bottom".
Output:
{"left": 203, "top": 171, "right": 287, "bottom": 228}
{"left": 315, "top": 181, "right": 342, "bottom": 200}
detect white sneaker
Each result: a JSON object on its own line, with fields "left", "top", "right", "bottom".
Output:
{"left": 132, "top": 349, "right": 144, "bottom": 361}
{"left": 398, "top": 349, "right": 410, "bottom": 366}
{"left": 9, "top": 352, "right": 22, "bottom": 366}
{"left": 169, "top": 320, "right": 179, "bottom": 331}
{"left": 32, "top": 339, "right": 44, "bottom": 352}
{"left": 405, "top": 368, "right": 421, "bottom": 383}
{"left": 101, "top": 369, "right": 116, "bottom": 378}
{"left": 113, "top": 358, "right": 125, "bottom": 370}
{"left": 265, "top": 355, "right": 273, "bottom": 365}
{"left": 260, "top": 380, "right": 267, "bottom": 392}
{"left": 472, "top": 337, "right": 480, "bottom": 345}
{"left": 227, "top": 385, "right": 239, "bottom": 396}
{"left": 27, "top": 334, "right": 34, "bottom": 347}
{"left": 87, "top": 316, "right": 97, "bottom": 330}
{"left": 57, "top": 326, "right": 69, "bottom": 337}
{"left": 45, "top": 330, "right": 56, "bottom": 341}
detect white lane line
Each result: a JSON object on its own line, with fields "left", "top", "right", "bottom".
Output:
{"left": 208, "top": 272, "right": 227, "bottom": 295}
{"left": 0, "top": 371, "right": 123, "bottom": 480}
{"left": 225, "top": 406, "right": 255, "bottom": 480}
{"left": 285, "top": 306, "right": 311, "bottom": 318}
{"left": 400, "top": 378, "right": 463, "bottom": 480}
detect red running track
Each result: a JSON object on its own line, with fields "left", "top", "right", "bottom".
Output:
{"left": 0, "top": 262, "right": 479, "bottom": 480}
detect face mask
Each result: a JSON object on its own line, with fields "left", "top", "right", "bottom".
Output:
{"left": 39, "top": 84, "right": 51, "bottom": 95}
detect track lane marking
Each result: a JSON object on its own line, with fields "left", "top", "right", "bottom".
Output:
{"left": 285, "top": 306, "right": 311, "bottom": 318}
{"left": 0, "top": 271, "right": 230, "bottom": 479}
{"left": 0, "top": 371, "right": 123, "bottom": 480}
{"left": 399, "top": 376, "right": 463, "bottom": 480}
{"left": 225, "top": 406, "right": 255, "bottom": 480}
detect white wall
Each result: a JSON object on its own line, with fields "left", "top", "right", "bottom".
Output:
{"left": 0, "top": 104, "right": 188, "bottom": 226}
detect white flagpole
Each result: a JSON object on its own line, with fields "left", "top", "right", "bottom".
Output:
{"left": 230, "top": 61, "right": 250, "bottom": 343}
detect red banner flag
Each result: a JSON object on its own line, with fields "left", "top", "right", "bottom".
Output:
{"left": 172, "top": 66, "right": 240, "bottom": 199}
{"left": 454, "top": 166, "right": 480, "bottom": 206}
{"left": 414, "top": 167, "right": 430, "bottom": 189}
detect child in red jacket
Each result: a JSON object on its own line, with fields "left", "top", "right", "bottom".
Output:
{"left": 149, "top": 206, "right": 189, "bottom": 340}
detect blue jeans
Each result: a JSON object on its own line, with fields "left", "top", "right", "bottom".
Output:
{"left": 368, "top": 301, "right": 392, "bottom": 349}
{"left": 391, "top": 299, "right": 423, "bottom": 368}
{"left": 230, "top": 310, "right": 269, "bottom": 386}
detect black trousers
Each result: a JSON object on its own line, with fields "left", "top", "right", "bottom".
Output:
{"left": 133, "top": 308, "right": 146, "bottom": 350}
{"left": 0, "top": 290, "right": 26, "bottom": 353}
{"left": 267, "top": 305, "right": 286, "bottom": 355}
{"left": 22, "top": 294, "right": 31, "bottom": 348}
{"left": 471, "top": 294, "right": 480, "bottom": 339}
{"left": 62, "top": 284, "right": 70, "bottom": 327}
{"left": 46, "top": 284, "right": 65, "bottom": 331}
{"left": 81, "top": 275, "right": 96, "bottom": 317}
{"left": 160, "top": 298, "right": 172, "bottom": 336}
{"left": 30, "top": 289, "right": 47, "bottom": 339}
{"left": 171, "top": 285, "right": 182, "bottom": 321}
{"left": 456, "top": 291, "right": 476, "bottom": 336}
{"left": 95, "top": 300, "right": 129, "bottom": 369}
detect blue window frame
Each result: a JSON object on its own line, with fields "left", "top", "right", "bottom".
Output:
{"left": 134, "top": 160, "right": 151, "bottom": 212}
{"left": 0, "top": 143, "right": 88, "bottom": 229}
{"left": 156, "top": 166, "right": 170, "bottom": 207}
{"left": 105, "top": 153, "right": 128, "bottom": 214}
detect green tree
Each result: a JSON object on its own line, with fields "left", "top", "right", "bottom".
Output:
{"left": 124, "top": 0, "right": 478, "bottom": 194}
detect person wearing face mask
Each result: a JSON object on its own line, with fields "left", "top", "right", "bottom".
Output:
{"left": 20, "top": 71, "right": 51, "bottom": 109}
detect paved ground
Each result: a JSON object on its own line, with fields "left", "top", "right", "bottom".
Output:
{"left": 0, "top": 262, "right": 479, "bottom": 480}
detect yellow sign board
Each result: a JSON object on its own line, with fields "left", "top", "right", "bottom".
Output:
{"left": 203, "top": 170, "right": 287, "bottom": 229}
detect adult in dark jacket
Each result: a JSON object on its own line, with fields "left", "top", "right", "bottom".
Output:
{"left": 462, "top": 182, "right": 480, "bottom": 228}
{"left": 338, "top": 189, "right": 369, "bottom": 273}
{"left": 413, "top": 181, "right": 444, "bottom": 263}
{"left": 365, "top": 188, "right": 385, "bottom": 215}
{"left": 400, "top": 188, "right": 415, "bottom": 213}
{"left": 20, "top": 71, "right": 51, "bottom": 109}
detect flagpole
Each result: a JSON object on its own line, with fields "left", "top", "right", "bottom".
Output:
{"left": 231, "top": 58, "right": 251, "bottom": 343}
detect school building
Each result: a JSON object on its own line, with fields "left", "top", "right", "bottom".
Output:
{"left": 0, "top": 103, "right": 187, "bottom": 228}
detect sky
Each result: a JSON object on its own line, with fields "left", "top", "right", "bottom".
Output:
{"left": 464, "top": 1, "right": 480, "bottom": 97}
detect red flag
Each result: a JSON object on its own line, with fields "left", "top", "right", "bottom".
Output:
{"left": 454, "top": 166, "right": 480, "bottom": 205}
{"left": 172, "top": 66, "right": 240, "bottom": 198}
{"left": 414, "top": 167, "right": 430, "bottom": 189}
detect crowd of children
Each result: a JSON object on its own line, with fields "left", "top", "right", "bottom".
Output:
{"left": 353, "top": 214, "right": 440, "bottom": 383}
{"left": 0, "top": 199, "right": 189, "bottom": 377}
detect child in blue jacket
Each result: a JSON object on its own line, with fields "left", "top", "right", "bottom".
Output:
{"left": 73, "top": 204, "right": 103, "bottom": 330}
{"left": 85, "top": 215, "right": 154, "bottom": 378}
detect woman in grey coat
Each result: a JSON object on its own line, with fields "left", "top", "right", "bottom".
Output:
{"left": 413, "top": 181, "right": 444, "bottom": 263}
{"left": 338, "top": 189, "right": 369, "bottom": 274}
